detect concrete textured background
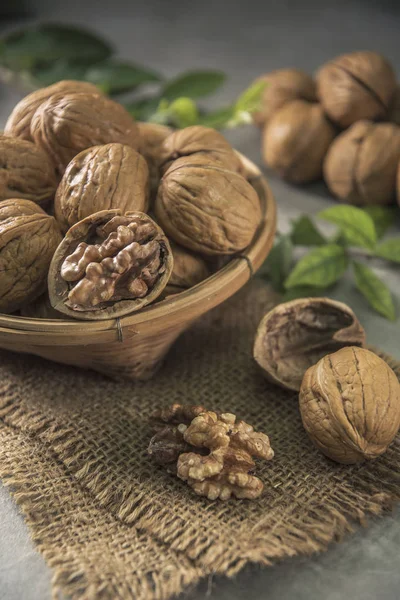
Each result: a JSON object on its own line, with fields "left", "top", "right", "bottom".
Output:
{"left": 0, "top": 1, "right": 400, "bottom": 598}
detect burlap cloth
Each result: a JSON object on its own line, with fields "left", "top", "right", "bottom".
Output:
{"left": 1, "top": 279, "right": 400, "bottom": 600}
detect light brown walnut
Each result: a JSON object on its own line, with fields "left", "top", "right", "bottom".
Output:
{"left": 48, "top": 210, "right": 172, "bottom": 320}
{"left": 300, "top": 347, "right": 400, "bottom": 464}
{"left": 164, "top": 241, "right": 210, "bottom": 296}
{"left": 54, "top": 143, "right": 149, "bottom": 232}
{"left": 137, "top": 122, "right": 173, "bottom": 196}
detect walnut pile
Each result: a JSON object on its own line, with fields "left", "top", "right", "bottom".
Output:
{"left": 148, "top": 403, "right": 274, "bottom": 501}
{"left": 48, "top": 210, "right": 172, "bottom": 320}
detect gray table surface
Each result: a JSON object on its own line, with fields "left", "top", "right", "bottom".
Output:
{"left": 1, "top": 1, "right": 400, "bottom": 599}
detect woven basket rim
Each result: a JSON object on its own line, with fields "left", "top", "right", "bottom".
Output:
{"left": 0, "top": 153, "right": 276, "bottom": 343}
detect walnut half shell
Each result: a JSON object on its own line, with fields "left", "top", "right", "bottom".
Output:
{"left": 48, "top": 210, "right": 173, "bottom": 320}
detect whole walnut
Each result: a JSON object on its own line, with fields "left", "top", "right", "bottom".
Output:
{"left": 324, "top": 121, "right": 400, "bottom": 205}
{"left": 300, "top": 347, "right": 400, "bottom": 464}
{"left": 48, "top": 210, "right": 173, "bottom": 320}
{"left": 158, "top": 125, "right": 243, "bottom": 175}
{"left": 389, "top": 84, "right": 400, "bottom": 126}
{"left": 262, "top": 100, "right": 336, "bottom": 183}
{"left": 0, "top": 135, "right": 57, "bottom": 207}
{"left": 252, "top": 68, "right": 317, "bottom": 127}
{"left": 317, "top": 51, "right": 396, "bottom": 128}
{"left": 20, "top": 293, "right": 65, "bottom": 320}
{"left": 54, "top": 143, "right": 149, "bottom": 232}
{"left": 155, "top": 155, "right": 261, "bottom": 255}
{"left": 164, "top": 241, "right": 210, "bottom": 296}
{"left": 31, "top": 92, "right": 140, "bottom": 175}
{"left": 253, "top": 298, "right": 365, "bottom": 392}
{"left": 137, "top": 122, "right": 173, "bottom": 195}
{"left": 0, "top": 199, "right": 62, "bottom": 313}
{"left": 4, "top": 80, "right": 101, "bottom": 142}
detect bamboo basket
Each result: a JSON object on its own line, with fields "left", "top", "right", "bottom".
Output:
{"left": 0, "top": 154, "right": 276, "bottom": 380}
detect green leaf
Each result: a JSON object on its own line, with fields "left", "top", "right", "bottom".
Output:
{"left": 375, "top": 238, "right": 400, "bottom": 264}
{"left": 285, "top": 244, "right": 349, "bottom": 289}
{"left": 291, "top": 216, "right": 326, "bottom": 246}
{"left": 260, "top": 235, "right": 293, "bottom": 292}
{"left": 363, "top": 206, "right": 396, "bottom": 239}
{"left": 84, "top": 60, "right": 161, "bottom": 94}
{"left": 0, "top": 24, "right": 112, "bottom": 71}
{"left": 162, "top": 70, "right": 225, "bottom": 101}
{"left": 31, "top": 60, "right": 89, "bottom": 86}
{"left": 281, "top": 285, "right": 328, "bottom": 302}
{"left": 318, "top": 205, "right": 377, "bottom": 250}
{"left": 352, "top": 261, "right": 396, "bottom": 321}
{"left": 199, "top": 106, "right": 236, "bottom": 129}
{"left": 124, "top": 97, "right": 161, "bottom": 121}
{"left": 235, "top": 79, "right": 268, "bottom": 114}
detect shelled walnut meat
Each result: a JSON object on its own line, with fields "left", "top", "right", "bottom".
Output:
{"left": 148, "top": 403, "right": 274, "bottom": 500}
{"left": 0, "top": 199, "right": 62, "bottom": 313}
{"left": 317, "top": 51, "right": 396, "bottom": 128}
{"left": 300, "top": 347, "right": 400, "bottom": 464}
{"left": 158, "top": 125, "right": 243, "bottom": 175}
{"left": 54, "top": 143, "right": 150, "bottom": 232}
{"left": 253, "top": 298, "right": 366, "bottom": 391}
{"left": 165, "top": 241, "right": 210, "bottom": 296}
{"left": 4, "top": 80, "right": 101, "bottom": 142}
{"left": 155, "top": 155, "right": 261, "bottom": 255}
{"left": 252, "top": 68, "right": 317, "bottom": 127}
{"left": 0, "top": 135, "right": 57, "bottom": 207}
{"left": 262, "top": 100, "right": 336, "bottom": 183}
{"left": 324, "top": 121, "right": 400, "bottom": 205}
{"left": 30, "top": 91, "right": 140, "bottom": 175}
{"left": 48, "top": 210, "right": 172, "bottom": 320}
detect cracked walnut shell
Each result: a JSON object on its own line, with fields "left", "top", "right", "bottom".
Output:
{"left": 4, "top": 80, "right": 101, "bottom": 142}
{"left": 0, "top": 199, "right": 62, "bottom": 313}
{"left": 148, "top": 404, "right": 274, "bottom": 501}
{"left": 54, "top": 143, "right": 150, "bottom": 232}
{"left": 317, "top": 51, "right": 396, "bottom": 128}
{"left": 30, "top": 92, "right": 140, "bottom": 175}
{"left": 254, "top": 298, "right": 365, "bottom": 392}
{"left": 48, "top": 210, "right": 172, "bottom": 320}
{"left": 155, "top": 155, "right": 261, "bottom": 255}
{"left": 0, "top": 135, "right": 57, "bottom": 207}
{"left": 300, "top": 347, "right": 400, "bottom": 464}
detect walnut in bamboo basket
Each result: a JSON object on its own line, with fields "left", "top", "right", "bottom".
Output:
{"left": 48, "top": 210, "right": 173, "bottom": 320}
{"left": 54, "top": 143, "right": 150, "bottom": 232}
{"left": 137, "top": 122, "right": 173, "bottom": 196}
{"left": 324, "top": 121, "right": 400, "bottom": 205}
{"left": 163, "top": 241, "right": 210, "bottom": 296}
{"left": 155, "top": 155, "right": 261, "bottom": 255}
{"left": 0, "top": 199, "right": 62, "bottom": 313}
{"left": 262, "top": 99, "right": 336, "bottom": 183}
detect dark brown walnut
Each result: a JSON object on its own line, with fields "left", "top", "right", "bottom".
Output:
{"left": 155, "top": 155, "right": 261, "bottom": 255}
{"left": 54, "top": 143, "right": 150, "bottom": 232}
{"left": 30, "top": 92, "right": 140, "bottom": 175}
{"left": 137, "top": 122, "right": 173, "bottom": 195}
{"left": 0, "top": 199, "right": 62, "bottom": 313}
{"left": 300, "top": 347, "right": 400, "bottom": 464}
{"left": 164, "top": 241, "right": 210, "bottom": 296}
{"left": 0, "top": 135, "right": 57, "bottom": 207}
{"left": 148, "top": 403, "right": 274, "bottom": 501}
{"left": 4, "top": 80, "right": 101, "bottom": 142}
{"left": 389, "top": 85, "right": 400, "bottom": 126}
{"left": 316, "top": 51, "right": 396, "bottom": 128}
{"left": 324, "top": 120, "right": 400, "bottom": 205}
{"left": 262, "top": 100, "right": 336, "bottom": 183}
{"left": 397, "top": 161, "right": 400, "bottom": 207}
{"left": 253, "top": 298, "right": 366, "bottom": 392}
{"left": 158, "top": 125, "right": 243, "bottom": 175}
{"left": 252, "top": 69, "right": 317, "bottom": 127}
{"left": 48, "top": 209, "right": 172, "bottom": 320}
{"left": 20, "top": 293, "right": 66, "bottom": 320}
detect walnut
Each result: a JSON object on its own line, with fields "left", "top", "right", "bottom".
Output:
{"left": 54, "top": 143, "right": 150, "bottom": 232}
{"left": 300, "top": 347, "right": 400, "bottom": 464}
{"left": 30, "top": 92, "right": 140, "bottom": 175}
{"left": 253, "top": 298, "right": 365, "bottom": 392}
{"left": 389, "top": 85, "right": 400, "bottom": 126}
{"left": 317, "top": 51, "right": 396, "bottom": 128}
{"left": 137, "top": 122, "right": 173, "bottom": 195}
{"left": 20, "top": 293, "right": 65, "bottom": 320}
{"left": 48, "top": 210, "right": 172, "bottom": 320}
{"left": 262, "top": 100, "right": 336, "bottom": 183}
{"left": 324, "top": 121, "right": 400, "bottom": 205}
{"left": 148, "top": 404, "right": 274, "bottom": 501}
{"left": 252, "top": 69, "right": 317, "bottom": 127}
{"left": 0, "top": 135, "right": 57, "bottom": 207}
{"left": 164, "top": 241, "right": 210, "bottom": 296}
{"left": 4, "top": 80, "right": 101, "bottom": 142}
{"left": 155, "top": 155, "right": 261, "bottom": 255}
{"left": 158, "top": 125, "right": 243, "bottom": 175}
{"left": 0, "top": 199, "right": 62, "bottom": 313}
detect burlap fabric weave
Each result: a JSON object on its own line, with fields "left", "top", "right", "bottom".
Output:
{"left": 1, "top": 279, "right": 400, "bottom": 600}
